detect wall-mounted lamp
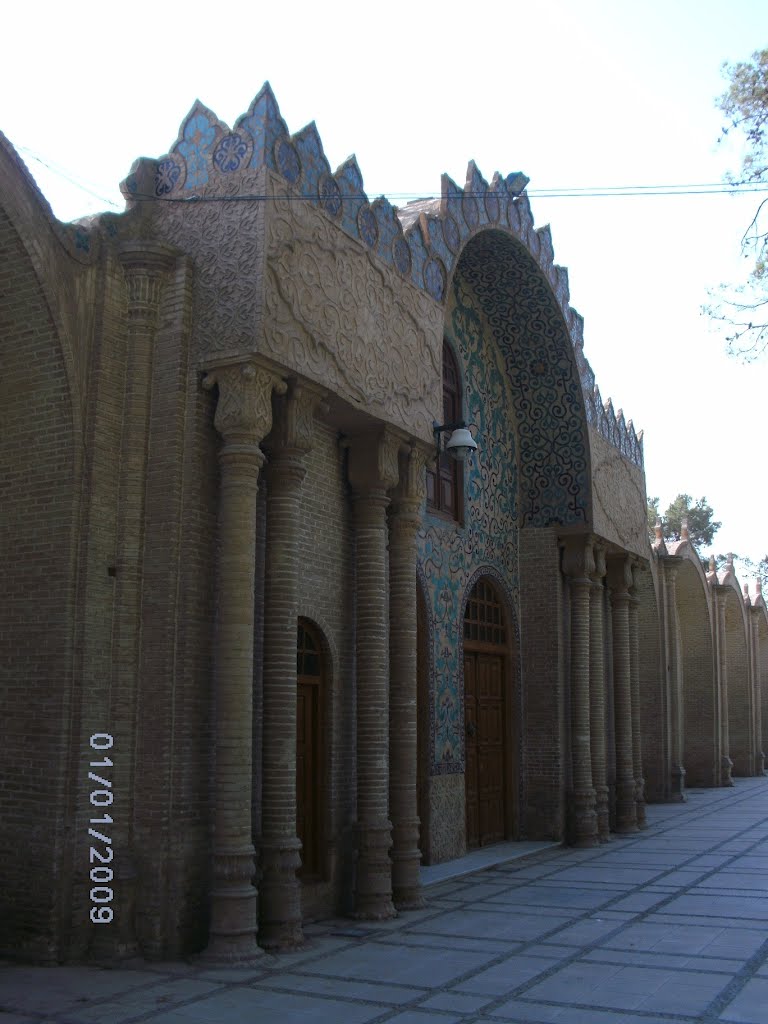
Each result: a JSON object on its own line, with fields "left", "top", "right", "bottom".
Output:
{"left": 433, "top": 420, "right": 479, "bottom": 463}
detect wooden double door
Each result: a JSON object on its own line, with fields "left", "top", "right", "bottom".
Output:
{"left": 464, "top": 651, "right": 506, "bottom": 848}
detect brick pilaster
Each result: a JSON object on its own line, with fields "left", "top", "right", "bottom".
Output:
{"left": 712, "top": 586, "right": 734, "bottom": 787}
{"left": 389, "top": 445, "right": 428, "bottom": 909}
{"left": 629, "top": 563, "right": 646, "bottom": 828}
{"left": 749, "top": 607, "right": 766, "bottom": 775}
{"left": 608, "top": 555, "right": 638, "bottom": 833}
{"left": 94, "top": 243, "right": 175, "bottom": 960}
{"left": 661, "top": 556, "right": 686, "bottom": 800}
{"left": 589, "top": 544, "right": 610, "bottom": 842}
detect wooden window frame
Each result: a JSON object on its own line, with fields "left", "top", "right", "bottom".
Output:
{"left": 427, "top": 339, "right": 464, "bottom": 523}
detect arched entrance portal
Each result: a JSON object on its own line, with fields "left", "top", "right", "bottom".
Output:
{"left": 464, "top": 579, "right": 511, "bottom": 849}
{"left": 297, "top": 619, "right": 324, "bottom": 878}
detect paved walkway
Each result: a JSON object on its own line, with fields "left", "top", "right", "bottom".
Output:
{"left": 2, "top": 778, "right": 768, "bottom": 1023}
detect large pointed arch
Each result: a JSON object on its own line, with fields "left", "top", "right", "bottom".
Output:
{"left": 451, "top": 229, "right": 592, "bottom": 528}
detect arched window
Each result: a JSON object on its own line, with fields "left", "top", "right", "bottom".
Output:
{"left": 427, "top": 339, "right": 463, "bottom": 521}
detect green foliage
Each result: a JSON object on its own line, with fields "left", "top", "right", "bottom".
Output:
{"left": 648, "top": 493, "right": 721, "bottom": 549}
{"left": 708, "top": 48, "right": 768, "bottom": 359}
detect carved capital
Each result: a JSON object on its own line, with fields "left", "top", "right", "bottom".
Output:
{"left": 561, "top": 535, "right": 595, "bottom": 583}
{"left": 590, "top": 542, "right": 607, "bottom": 584}
{"left": 607, "top": 552, "right": 634, "bottom": 599}
{"left": 391, "top": 444, "right": 429, "bottom": 512}
{"left": 119, "top": 242, "right": 177, "bottom": 326}
{"left": 266, "top": 378, "right": 326, "bottom": 456}
{"left": 204, "top": 362, "right": 287, "bottom": 448}
{"left": 347, "top": 427, "right": 401, "bottom": 498}
{"left": 662, "top": 554, "right": 682, "bottom": 584}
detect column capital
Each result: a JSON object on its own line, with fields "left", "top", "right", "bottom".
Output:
{"left": 266, "top": 378, "right": 327, "bottom": 457}
{"left": 561, "top": 534, "right": 595, "bottom": 584}
{"left": 661, "top": 553, "right": 683, "bottom": 581}
{"left": 391, "top": 444, "right": 430, "bottom": 516}
{"left": 204, "top": 361, "right": 287, "bottom": 449}
{"left": 607, "top": 552, "right": 634, "bottom": 598}
{"left": 119, "top": 242, "right": 177, "bottom": 325}
{"left": 347, "top": 427, "right": 402, "bottom": 498}
{"left": 590, "top": 542, "right": 607, "bottom": 584}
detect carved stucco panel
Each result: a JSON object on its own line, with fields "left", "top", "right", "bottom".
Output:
{"left": 589, "top": 427, "right": 648, "bottom": 557}
{"left": 145, "top": 169, "right": 268, "bottom": 364}
{"left": 265, "top": 197, "right": 442, "bottom": 444}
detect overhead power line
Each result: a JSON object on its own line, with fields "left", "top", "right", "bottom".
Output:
{"left": 14, "top": 142, "right": 768, "bottom": 207}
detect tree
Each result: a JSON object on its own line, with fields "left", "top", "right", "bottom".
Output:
{"left": 708, "top": 48, "right": 768, "bottom": 359}
{"left": 647, "top": 493, "right": 722, "bottom": 548}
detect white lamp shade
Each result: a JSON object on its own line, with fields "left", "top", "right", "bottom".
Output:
{"left": 445, "top": 427, "right": 478, "bottom": 462}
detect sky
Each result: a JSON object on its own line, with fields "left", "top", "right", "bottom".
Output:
{"left": 3, "top": 1, "right": 768, "bottom": 576}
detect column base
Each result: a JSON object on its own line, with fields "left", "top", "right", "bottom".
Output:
{"left": 258, "top": 839, "right": 304, "bottom": 950}
{"left": 670, "top": 764, "right": 687, "bottom": 802}
{"left": 354, "top": 820, "right": 396, "bottom": 920}
{"left": 635, "top": 776, "right": 647, "bottom": 829}
{"left": 391, "top": 819, "right": 425, "bottom": 910}
{"left": 203, "top": 886, "right": 261, "bottom": 962}
{"left": 615, "top": 779, "right": 638, "bottom": 833}
{"left": 721, "top": 755, "right": 734, "bottom": 787}
{"left": 203, "top": 844, "right": 261, "bottom": 961}
{"left": 88, "top": 852, "right": 140, "bottom": 961}
{"left": 569, "top": 788, "right": 599, "bottom": 847}
{"left": 756, "top": 751, "right": 766, "bottom": 776}
{"left": 594, "top": 785, "right": 611, "bottom": 842}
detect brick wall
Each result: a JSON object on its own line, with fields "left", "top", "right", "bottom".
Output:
{"left": 677, "top": 563, "right": 717, "bottom": 786}
{"left": 637, "top": 560, "right": 667, "bottom": 801}
{"left": 0, "top": 205, "right": 79, "bottom": 961}
{"left": 519, "top": 527, "right": 565, "bottom": 840}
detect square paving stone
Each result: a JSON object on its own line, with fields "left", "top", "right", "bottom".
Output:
{"left": 296, "top": 941, "right": 491, "bottom": 987}
{"left": 548, "top": 866, "right": 663, "bottom": 886}
{"left": 452, "top": 954, "right": 560, "bottom": 995}
{"left": 382, "top": 1013, "right": 464, "bottom": 1024}
{"left": 601, "top": 921, "right": 723, "bottom": 954}
{"left": 720, "top": 978, "right": 768, "bottom": 1022}
{"left": 253, "top": 972, "right": 426, "bottom": 1005}
{"left": 637, "top": 972, "right": 732, "bottom": 1014}
{"left": 409, "top": 909, "right": 570, "bottom": 942}
{"left": 0, "top": 967, "right": 169, "bottom": 1016}
{"left": 482, "top": 885, "right": 614, "bottom": 911}
{"left": 54, "top": 979, "right": 224, "bottom": 1023}
{"left": 662, "top": 894, "right": 768, "bottom": 920}
{"left": 419, "top": 991, "right": 492, "bottom": 1013}
{"left": 144, "top": 987, "right": 384, "bottom": 1024}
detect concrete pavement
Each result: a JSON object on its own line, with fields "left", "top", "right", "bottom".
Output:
{"left": 2, "top": 778, "right": 768, "bottom": 1023}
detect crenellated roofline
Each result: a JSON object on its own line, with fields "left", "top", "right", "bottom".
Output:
{"left": 114, "top": 82, "right": 643, "bottom": 467}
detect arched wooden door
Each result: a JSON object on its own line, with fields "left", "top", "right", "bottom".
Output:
{"left": 464, "top": 579, "right": 508, "bottom": 849}
{"left": 297, "top": 619, "right": 323, "bottom": 878}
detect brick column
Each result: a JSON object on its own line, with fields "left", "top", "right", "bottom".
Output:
{"left": 389, "top": 445, "right": 428, "bottom": 909}
{"left": 348, "top": 429, "right": 400, "bottom": 920}
{"left": 259, "top": 382, "right": 322, "bottom": 950}
{"left": 749, "top": 606, "right": 766, "bottom": 775}
{"left": 563, "top": 537, "right": 598, "bottom": 847}
{"left": 589, "top": 544, "right": 610, "bottom": 842}
{"left": 712, "top": 586, "right": 734, "bottom": 787}
{"left": 95, "top": 243, "right": 175, "bottom": 960}
{"left": 202, "top": 361, "right": 285, "bottom": 961}
{"left": 608, "top": 555, "right": 638, "bottom": 833}
{"left": 629, "top": 563, "right": 646, "bottom": 828}
{"left": 662, "top": 556, "right": 686, "bottom": 800}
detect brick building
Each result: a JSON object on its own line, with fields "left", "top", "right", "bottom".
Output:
{"left": 1, "top": 85, "right": 766, "bottom": 963}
